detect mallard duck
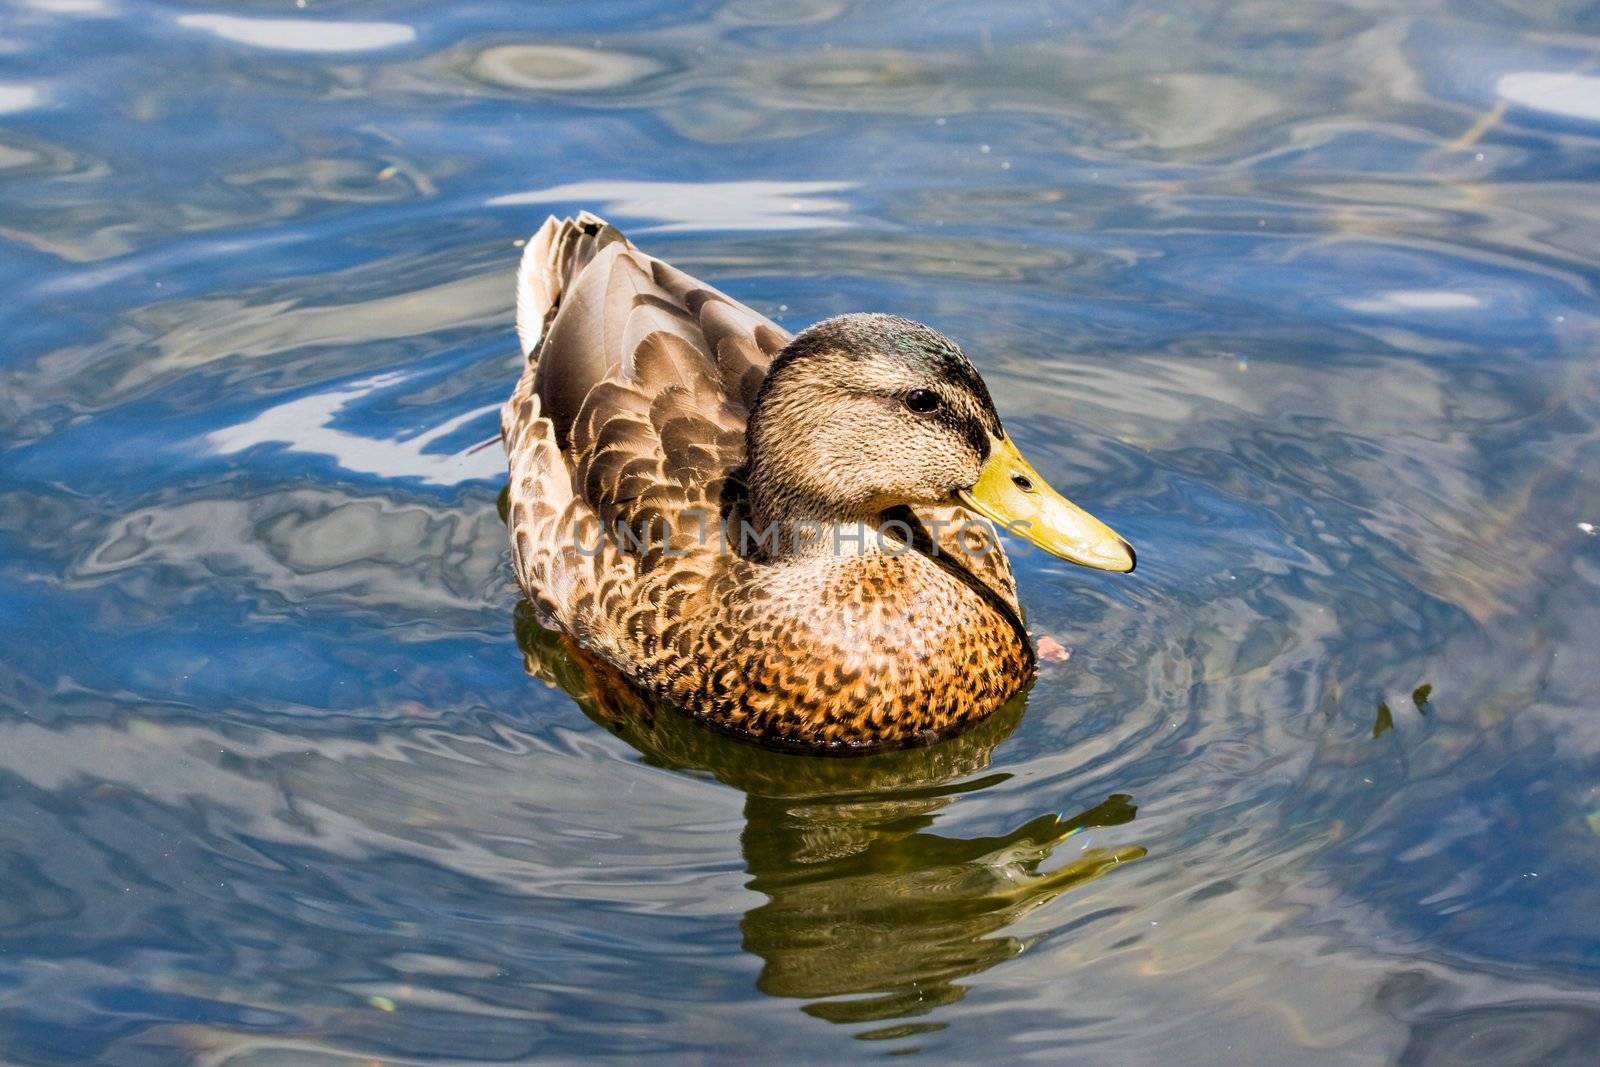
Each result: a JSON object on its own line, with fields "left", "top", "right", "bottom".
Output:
{"left": 502, "top": 212, "right": 1134, "bottom": 751}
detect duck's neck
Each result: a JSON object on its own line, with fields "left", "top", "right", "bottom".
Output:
{"left": 737, "top": 415, "right": 905, "bottom": 563}
{"left": 739, "top": 476, "right": 887, "bottom": 561}
{"left": 739, "top": 385, "right": 899, "bottom": 561}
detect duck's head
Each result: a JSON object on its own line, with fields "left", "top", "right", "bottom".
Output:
{"left": 744, "top": 313, "right": 1135, "bottom": 572}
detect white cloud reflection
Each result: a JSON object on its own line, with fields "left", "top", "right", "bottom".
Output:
{"left": 489, "top": 179, "right": 856, "bottom": 232}
{"left": 208, "top": 373, "right": 503, "bottom": 486}
{"left": 177, "top": 14, "right": 416, "bottom": 54}
{"left": 0, "top": 85, "right": 45, "bottom": 114}
{"left": 1344, "top": 290, "right": 1483, "bottom": 314}
{"left": 1498, "top": 72, "right": 1600, "bottom": 124}
{"left": 26, "top": 0, "right": 113, "bottom": 15}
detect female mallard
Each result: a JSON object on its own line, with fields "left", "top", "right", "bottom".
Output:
{"left": 502, "top": 212, "right": 1134, "bottom": 751}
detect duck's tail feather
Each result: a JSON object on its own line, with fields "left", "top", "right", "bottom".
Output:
{"left": 504, "top": 212, "right": 631, "bottom": 638}
{"left": 515, "top": 211, "right": 633, "bottom": 359}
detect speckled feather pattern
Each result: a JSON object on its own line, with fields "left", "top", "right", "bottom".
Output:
{"left": 502, "top": 213, "right": 1033, "bottom": 750}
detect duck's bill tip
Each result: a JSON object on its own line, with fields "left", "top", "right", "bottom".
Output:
{"left": 958, "top": 437, "right": 1136, "bottom": 574}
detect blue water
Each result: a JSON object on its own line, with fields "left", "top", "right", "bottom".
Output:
{"left": 3, "top": 1, "right": 1600, "bottom": 1063}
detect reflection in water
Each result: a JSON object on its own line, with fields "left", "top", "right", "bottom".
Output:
{"left": 514, "top": 603, "right": 1144, "bottom": 1032}
{"left": 745, "top": 795, "right": 1139, "bottom": 1028}
{"left": 208, "top": 371, "right": 503, "bottom": 486}
{"left": 469, "top": 43, "right": 666, "bottom": 93}
{"left": 175, "top": 14, "right": 418, "bottom": 55}
{"left": 1496, "top": 72, "right": 1600, "bottom": 124}
{"left": 0, "top": 85, "right": 45, "bottom": 115}
{"left": 1377, "top": 971, "right": 1600, "bottom": 1067}
{"left": 488, "top": 178, "right": 856, "bottom": 232}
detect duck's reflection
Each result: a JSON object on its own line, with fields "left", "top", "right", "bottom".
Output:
{"left": 515, "top": 602, "right": 1144, "bottom": 1030}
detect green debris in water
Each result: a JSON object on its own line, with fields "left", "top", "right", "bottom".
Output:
{"left": 1412, "top": 684, "right": 1432, "bottom": 712}
{"left": 1587, "top": 811, "right": 1600, "bottom": 837}
{"left": 1372, "top": 702, "right": 1394, "bottom": 739}
{"left": 367, "top": 995, "right": 397, "bottom": 1013}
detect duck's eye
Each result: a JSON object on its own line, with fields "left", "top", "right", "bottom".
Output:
{"left": 904, "top": 389, "right": 942, "bottom": 414}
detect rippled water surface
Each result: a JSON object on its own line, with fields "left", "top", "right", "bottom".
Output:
{"left": 4, "top": 1, "right": 1600, "bottom": 1063}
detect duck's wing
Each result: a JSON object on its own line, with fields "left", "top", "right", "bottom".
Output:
{"left": 519, "top": 216, "right": 786, "bottom": 446}
{"left": 502, "top": 214, "right": 789, "bottom": 626}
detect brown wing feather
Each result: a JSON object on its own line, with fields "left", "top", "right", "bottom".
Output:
{"left": 503, "top": 213, "right": 793, "bottom": 637}
{"left": 557, "top": 258, "right": 779, "bottom": 550}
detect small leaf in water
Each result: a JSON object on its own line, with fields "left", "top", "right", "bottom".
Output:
{"left": 367, "top": 995, "right": 396, "bottom": 1013}
{"left": 1372, "top": 702, "right": 1394, "bottom": 739}
{"left": 1036, "top": 635, "right": 1071, "bottom": 663}
{"left": 1588, "top": 811, "right": 1600, "bottom": 837}
{"left": 1412, "top": 684, "right": 1432, "bottom": 712}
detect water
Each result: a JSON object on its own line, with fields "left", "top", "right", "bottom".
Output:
{"left": 3, "top": 0, "right": 1600, "bottom": 1062}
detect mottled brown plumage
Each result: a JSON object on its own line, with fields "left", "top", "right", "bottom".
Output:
{"left": 501, "top": 212, "right": 1129, "bottom": 751}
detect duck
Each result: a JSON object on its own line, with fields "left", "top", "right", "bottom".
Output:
{"left": 501, "top": 211, "right": 1134, "bottom": 751}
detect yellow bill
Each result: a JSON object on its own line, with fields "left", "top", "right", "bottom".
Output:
{"left": 958, "top": 436, "right": 1136, "bottom": 572}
